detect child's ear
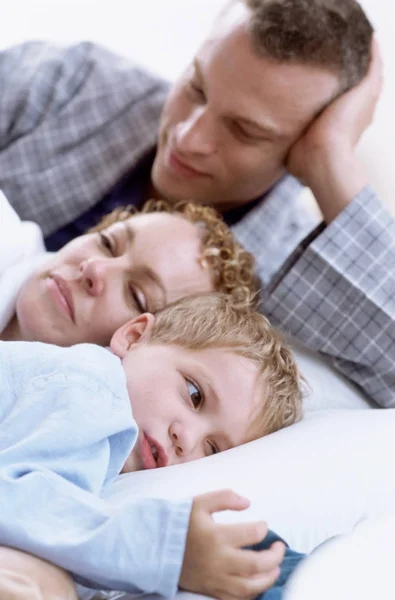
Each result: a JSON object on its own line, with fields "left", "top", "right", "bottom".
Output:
{"left": 110, "top": 313, "right": 155, "bottom": 358}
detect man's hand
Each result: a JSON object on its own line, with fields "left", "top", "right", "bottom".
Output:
{"left": 179, "top": 490, "right": 285, "bottom": 600}
{"left": 287, "top": 38, "right": 383, "bottom": 222}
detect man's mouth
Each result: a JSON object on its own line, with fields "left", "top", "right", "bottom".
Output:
{"left": 166, "top": 147, "right": 207, "bottom": 179}
{"left": 140, "top": 433, "right": 168, "bottom": 469}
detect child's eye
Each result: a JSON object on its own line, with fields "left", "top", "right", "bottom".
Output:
{"left": 186, "top": 379, "right": 203, "bottom": 409}
{"left": 207, "top": 441, "right": 219, "bottom": 456}
{"left": 99, "top": 232, "right": 114, "bottom": 255}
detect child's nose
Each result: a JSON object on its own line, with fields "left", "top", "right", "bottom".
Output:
{"left": 169, "top": 422, "right": 197, "bottom": 459}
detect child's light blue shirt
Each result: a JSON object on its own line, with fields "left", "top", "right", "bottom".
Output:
{"left": 0, "top": 341, "right": 192, "bottom": 597}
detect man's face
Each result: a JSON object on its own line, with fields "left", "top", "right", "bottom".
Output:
{"left": 112, "top": 327, "right": 260, "bottom": 472}
{"left": 152, "top": 3, "right": 340, "bottom": 209}
{"left": 15, "top": 213, "right": 213, "bottom": 346}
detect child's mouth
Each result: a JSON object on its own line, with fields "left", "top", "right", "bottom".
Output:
{"left": 139, "top": 433, "right": 168, "bottom": 469}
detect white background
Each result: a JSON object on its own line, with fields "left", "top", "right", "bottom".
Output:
{"left": 0, "top": 0, "right": 228, "bottom": 80}
{"left": 1, "top": 0, "right": 394, "bottom": 210}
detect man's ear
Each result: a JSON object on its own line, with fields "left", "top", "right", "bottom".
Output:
{"left": 110, "top": 313, "right": 155, "bottom": 358}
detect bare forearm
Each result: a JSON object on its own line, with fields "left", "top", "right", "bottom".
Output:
{"left": 304, "top": 148, "right": 368, "bottom": 223}
{"left": 287, "top": 39, "right": 381, "bottom": 223}
{"left": 0, "top": 547, "right": 77, "bottom": 600}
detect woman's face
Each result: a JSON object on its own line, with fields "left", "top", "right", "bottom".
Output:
{"left": 15, "top": 212, "right": 214, "bottom": 346}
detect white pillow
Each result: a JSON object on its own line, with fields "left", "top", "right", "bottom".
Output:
{"left": 0, "top": 191, "right": 48, "bottom": 333}
{"left": 104, "top": 409, "right": 395, "bottom": 555}
{"left": 100, "top": 408, "right": 395, "bottom": 600}
{"left": 286, "top": 515, "right": 395, "bottom": 600}
{"left": 0, "top": 191, "right": 45, "bottom": 274}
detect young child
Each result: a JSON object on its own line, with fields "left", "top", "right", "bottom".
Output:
{"left": 0, "top": 293, "right": 302, "bottom": 598}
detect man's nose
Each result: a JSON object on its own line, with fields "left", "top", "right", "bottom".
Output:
{"left": 169, "top": 421, "right": 200, "bottom": 460}
{"left": 79, "top": 258, "right": 109, "bottom": 296}
{"left": 174, "top": 107, "right": 216, "bottom": 156}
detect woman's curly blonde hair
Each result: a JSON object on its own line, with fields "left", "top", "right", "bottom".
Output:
{"left": 89, "top": 199, "right": 260, "bottom": 305}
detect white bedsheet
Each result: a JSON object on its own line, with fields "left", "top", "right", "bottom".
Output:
{"left": 88, "top": 408, "right": 394, "bottom": 600}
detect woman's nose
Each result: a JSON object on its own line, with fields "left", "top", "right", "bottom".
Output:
{"left": 79, "top": 258, "right": 107, "bottom": 296}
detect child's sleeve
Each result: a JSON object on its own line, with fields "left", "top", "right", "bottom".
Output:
{"left": 0, "top": 347, "right": 192, "bottom": 597}
{"left": 0, "top": 466, "right": 191, "bottom": 596}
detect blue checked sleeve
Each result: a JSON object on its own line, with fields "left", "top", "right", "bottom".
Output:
{"left": 0, "top": 42, "right": 168, "bottom": 236}
{"left": 263, "top": 186, "right": 395, "bottom": 407}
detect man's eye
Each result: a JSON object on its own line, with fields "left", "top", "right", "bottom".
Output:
{"left": 99, "top": 232, "right": 114, "bottom": 255}
{"left": 186, "top": 379, "right": 203, "bottom": 409}
{"left": 188, "top": 81, "right": 206, "bottom": 102}
{"left": 230, "top": 121, "right": 263, "bottom": 144}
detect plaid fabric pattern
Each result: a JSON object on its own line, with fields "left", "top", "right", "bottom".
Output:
{"left": 263, "top": 186, "right": 395, "bottom": 407}
{"left": 0, "top": 42, "right": 169, "bottom": 234}
{"left": 1, "top": 42, "right": 394, "bottom": 407}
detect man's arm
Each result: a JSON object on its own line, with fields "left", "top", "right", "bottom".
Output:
{"left": 0, "top": 42, "right": 96, "bottom": 150}
{"left": 287, "top": 39, "right": 382, "bottom": 224}
{"left": 264, "top": 186, "right": 395, "bottom": 407}
{"left": 0, "top": 41, "right": 168, "bottom": 234}
{"left": 263, "top": 40, "right": 395, "bottom": 406}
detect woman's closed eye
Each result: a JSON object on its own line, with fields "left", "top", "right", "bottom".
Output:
{"left": 129, "top": 284, "right": 147, "bottom": 313}
{"left": 99, "top": 232, "right": 115, "bottom": 255}
{"left": 98, "top": 232, "right": 147, "bottom": 312}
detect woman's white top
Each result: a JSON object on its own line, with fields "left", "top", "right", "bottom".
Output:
{"left": 0, "top": 191, "right": 48, "bottom": 332}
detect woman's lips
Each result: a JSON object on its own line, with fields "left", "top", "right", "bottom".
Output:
{"left": 47, "top": 275, "right": 75, "bottom": 321}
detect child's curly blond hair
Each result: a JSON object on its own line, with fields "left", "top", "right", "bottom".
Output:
{"left": 151, "top": 293, "right": 303, "bottom": 439}
{"left": 88, "top": 199, "right": 260, "bottom": 306}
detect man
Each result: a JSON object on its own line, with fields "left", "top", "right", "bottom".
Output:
{"left": 1, "top": 0, "right": 394, "bottom": 406}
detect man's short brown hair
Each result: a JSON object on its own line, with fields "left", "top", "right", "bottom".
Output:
{"left": 239, "top": 0, "right": 373, "bottom": 92}
{"left": 89, "top": 199, "right": 260, "bottom": 306}
{"left": 151, "top": 293, "right": 303, "bottom": 441}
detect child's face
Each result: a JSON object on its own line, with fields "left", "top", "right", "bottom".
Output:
{"left": 111, "top": 315, "right": 260, "bottom": 472}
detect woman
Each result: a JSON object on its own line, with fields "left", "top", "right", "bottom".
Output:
{"left": 1, "top": 199, "right": 258, "bottom": 344}
{"left": 0, "top": 195, "right": 258, "bottom": 600}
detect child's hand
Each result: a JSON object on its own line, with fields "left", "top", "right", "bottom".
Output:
{"left": 179, "top": 489, "right": 285, "bottom": 600}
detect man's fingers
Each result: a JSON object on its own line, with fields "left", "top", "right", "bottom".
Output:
{"left": 370, "top": 37, "right": 383, "bottom": 81}
{"left": 353, "top": 36, "right": 382, "bottom": 107}
{"left": 368, "top": 37, "right": 384, "bottom": 102}
{"left": 196, "top": 489, "right": 250, "bottom": 514}
{"left": 219, "top": 520, "right": 269, "bottom": 548}
{"left": 230, "top": 542, "right": 286, "bottom": 577}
